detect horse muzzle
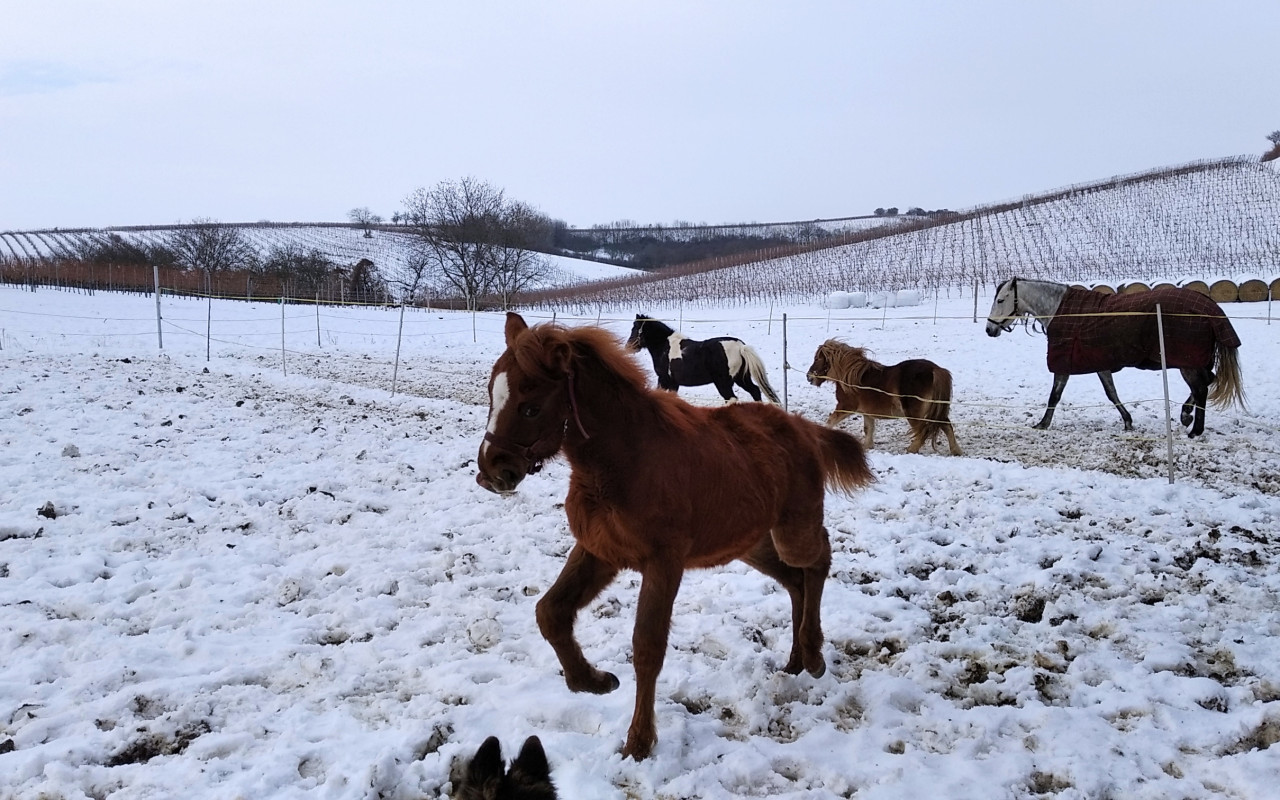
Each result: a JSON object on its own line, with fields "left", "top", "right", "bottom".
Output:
{"left": 985, "top": 319, "right": 1010, "bottom": 337}
{"left": 477, "top": 431, "right": 553, "bottom": 494}
{"left": 476, "top": 467, "right": 521, "bottom": 495}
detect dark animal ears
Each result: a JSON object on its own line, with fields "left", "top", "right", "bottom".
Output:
{"left": 505, "top": 313, "right": 529, "bottom": 347}
{"left": 464, "top": 736, "right": 506, "bottom": 786}
{"left": 459, "top": 736, "right": 555, "bottom": 798}
{"left": 508, "top": 736, "right": 551, "bottom": 783}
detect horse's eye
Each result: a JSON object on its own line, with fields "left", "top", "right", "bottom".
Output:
{"left": 521, "top": 404, "right": 540, "bottom": 418}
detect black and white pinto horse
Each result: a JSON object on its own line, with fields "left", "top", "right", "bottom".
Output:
{"left": 985, "top": 277, "right": 1245, "bottom": 437}
{"left": 627, "top": 315, "right": 780, "bottom": 403}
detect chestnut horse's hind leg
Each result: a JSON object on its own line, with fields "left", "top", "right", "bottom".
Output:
{"left": 536, "top": 544, "right": 621, "bottom": 695}
{"left": 1095, "top": 371, "right": 1134, "bottom": 431}
{"left": 742, "top": 526, "right": 831, "bottom": 678}
{"left": 825, "top": 407, "right": 853, "bottom": 428}
{"left": 623, "top": 560, "right": 684, "bottom": 761}
{"left": 942, "top": 422, "right": 963, "bottom": 456}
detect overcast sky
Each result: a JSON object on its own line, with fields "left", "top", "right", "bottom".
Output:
{"left": 2, "top": 1, "right": 1277, "bottom": 231}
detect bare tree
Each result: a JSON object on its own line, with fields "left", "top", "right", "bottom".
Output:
{"left": 490, "top": 201, "right": 554, "bottom": 308}
{"left": 399, "top": 178, "right": 502, "bottom": 308}
{"left": 1262, "top": 130, "right": 1280, "bottom": 163}
{"left": 399, "top": 177, "right": 551, "bottom": 309}
{"left": 166, "top": 219, "right": 257, "bottom": 276}
{"left": 348, "top": 207, "right": 383, "bottom": 238}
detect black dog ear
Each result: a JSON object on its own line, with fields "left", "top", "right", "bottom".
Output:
{"left": 465, "top": 736, "right": 506, "bottom": 786}
{"left": 507, "top": 736, "right": 556, "bottom": 798}
{"left": 510, "top": 736, "right": 550, "bottom": 780}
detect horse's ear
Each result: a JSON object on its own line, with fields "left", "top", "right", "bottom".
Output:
{"left": 505, "top": 313, "right": 529, "bottom": 347}
{"left": 547, "top": 339, "right": 573, "bottom": 377}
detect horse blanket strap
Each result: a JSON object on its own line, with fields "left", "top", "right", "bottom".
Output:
{"left": 1047, "top": 288, "right": 1239, "bottom": 374}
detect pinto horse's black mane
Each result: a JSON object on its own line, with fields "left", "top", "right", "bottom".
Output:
{"left": 628, "top": 314, "right": 676, "bottom": 352}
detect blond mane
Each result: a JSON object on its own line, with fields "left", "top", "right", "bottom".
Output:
{"left": 818, "top": 339, "right": 874, "bottom": 386}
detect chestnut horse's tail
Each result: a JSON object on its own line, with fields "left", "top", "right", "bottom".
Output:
{"left": 1208, "top": 343, "right": 1246, "bottom": 410}
{"left": 816, "top": 425, "right": 875, "bottom": 495}
{"left": 915, "top": 366, "right": 956, "bottom": 450}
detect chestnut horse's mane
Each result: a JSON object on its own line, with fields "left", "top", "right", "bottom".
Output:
{"left": 513, "top": 321, "right": 652, "bottom": 391}
{"left": 818, "top": 339, "right": 874, "bottom": 386}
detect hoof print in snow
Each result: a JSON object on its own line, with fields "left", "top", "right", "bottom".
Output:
{"left": 37, "top": 501, "right": 58, "bottom": 520}
{"left": 467, "top": 618, "right": 502, "bottom": 651}
{"left": 61, "top": 444, "right": 80, "bottom": 458}
{"left": 278, "top": 579, "right": 304, "bottom": 605}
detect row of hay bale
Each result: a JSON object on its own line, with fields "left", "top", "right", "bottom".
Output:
{"left": 1075, "top": 276, "right": 1280, "bottom": 302}
{"left": 826, "top": 289, "right": 924, "bottom": 309}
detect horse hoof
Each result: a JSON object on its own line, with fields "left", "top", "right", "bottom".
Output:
{"left": 806, "top": 660, "right": 827, "bottom": 679}
{"left": 621, "top": 731, "right": 656, "bottom": 761}
{"left": 567, "top": 670, "right": 619, "bottom": 694}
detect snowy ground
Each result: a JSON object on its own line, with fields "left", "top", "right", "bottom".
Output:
{"left": 1, "top": 285, "right": 1278, "bottom": 799}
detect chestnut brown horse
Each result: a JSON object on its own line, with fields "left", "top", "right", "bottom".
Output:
{"left": 476, "top": 313, "right": 873, "bottom": 760}
{"left": 807, "top": 340, "right": 962, "bottom": 456}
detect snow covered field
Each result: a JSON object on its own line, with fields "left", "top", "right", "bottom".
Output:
{"left": 1, "top": 285, "right": 1278, "bottom": 799}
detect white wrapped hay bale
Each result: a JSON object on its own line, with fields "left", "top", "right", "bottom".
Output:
{"left": 847, "top": 291, "right": 868, "bottom": 308}
{"left": 825, "top": 291, "right": 851, "bottom": 309}
{"left": 869, "top": 291, "right": 897, "bottom": 308}
{"left": 895, "top": 289, "right": 922, "bottom": 307}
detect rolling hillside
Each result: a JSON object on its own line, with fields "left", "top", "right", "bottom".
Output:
{"left": 524, "top": 156, "right": 1280, "bottom": 308}
{"left": 0, "top": 223, "right": 640, "bottom": 294}
{"left": 3, "top": 156, "right": 1277, "bottom": 306}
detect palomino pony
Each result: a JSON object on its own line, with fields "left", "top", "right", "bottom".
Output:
{"left": 476, "top": 313, "right": 873, "bottom": 760}
{"left": 628, "top": 314, "right": 780, "bottom": 403}
{"left": 985, "top": 277, "right": 1245, "bottom": 437}
{"left": 807, "top": 340, "right": 962, "bottom": 455}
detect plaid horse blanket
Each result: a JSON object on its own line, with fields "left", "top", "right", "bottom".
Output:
{"left": 1046, "top": 288, "right": 1241, "bottom": 375}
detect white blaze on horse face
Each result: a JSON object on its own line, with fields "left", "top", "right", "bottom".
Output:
{"left": 482, "top": 371, "right": 510, "bottom": 457}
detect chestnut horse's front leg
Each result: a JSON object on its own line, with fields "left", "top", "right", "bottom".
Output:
{"left": 622, "top": 560, "right": 684, "bottom": 761}
{"left": 536, "top": 544, "right": 621, "bottom": 695}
